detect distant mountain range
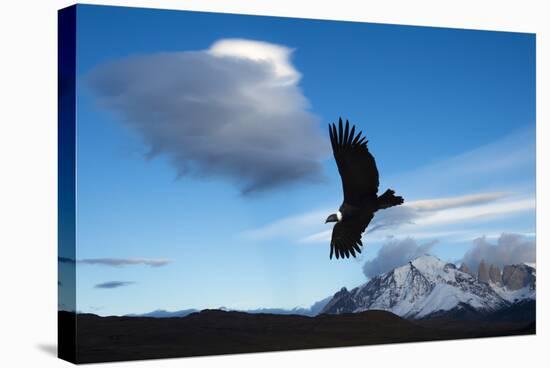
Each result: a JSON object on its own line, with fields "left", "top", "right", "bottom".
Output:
{"left": 126, "top": 255, "right": 535, "bottom": 321}
{"left": 125, "top": 297, "right": 332, "bottom": 318}
{"left": 125, "top": 309, "right": 198, "bottom": 318}
{"left": 232, "top": 297, "right": 332, "bottom": 317}
{"left": 321, "top": 255, "right": 535, "bottom": 320}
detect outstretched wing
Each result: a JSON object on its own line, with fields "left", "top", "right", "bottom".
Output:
{"left": 329, "top": 118, "right": 379, "bottom": 206}
{"left": 330, "top": 212, "right": 374, "bottom": 259}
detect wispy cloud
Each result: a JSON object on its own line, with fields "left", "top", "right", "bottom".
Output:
{"left": 364, "top": 192, "right": 513, "bottom": 233}
{"left": 94, "top": 281, "right": 135, "bottom": 289}
{"left": 58, "top": 257, "right": 172, "bottom": 267}
{"left": 411, "top": 192, "right": 510, "bottom": 212}
{"left": 244, "top": 190, "right": 533, "bottom": 245}
{"left": 413, "top": 197, "right": 534, "bottom": 227}
{"left": 366, "top": 193, "right": 534, "bottom": 234}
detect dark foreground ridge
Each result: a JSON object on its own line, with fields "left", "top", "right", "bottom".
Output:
{"left": 60, "top": 309, "right": 535, "bottom": 364}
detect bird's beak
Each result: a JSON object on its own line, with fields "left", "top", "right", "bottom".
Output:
{"left": 325, "top": 214, "right": 336, "bottom": 223}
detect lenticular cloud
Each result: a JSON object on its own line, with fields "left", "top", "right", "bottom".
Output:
{"left": 87, "top": 38, "right": 328, "bottom": 194}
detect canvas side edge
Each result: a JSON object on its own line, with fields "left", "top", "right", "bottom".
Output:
{"left": 58, "top": 4, "right": 77, "bottom": 364}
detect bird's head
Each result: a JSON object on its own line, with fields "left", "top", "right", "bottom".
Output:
{"left": 325, "top": 211, "right": 342, "bottom": 223}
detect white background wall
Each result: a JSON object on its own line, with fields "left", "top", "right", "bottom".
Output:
{"left": 0, "top": 0, "right": 547, "bottom": 367}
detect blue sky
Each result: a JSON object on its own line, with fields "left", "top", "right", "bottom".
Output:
{"left": 65, "top": 5, "right": 535, "bottom": 316}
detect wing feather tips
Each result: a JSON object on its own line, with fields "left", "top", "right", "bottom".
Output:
{"left": 330, "top": 239, "right": 364, "bottom": 259}
{"left": 330, "top": 118, "right": 369, "bottom": 150}
{"left": 348, "top": 125, "right": 356, "bottom": 145}
{"left": 331, "top": 124, "right": 338, "bottom": 151}
{"left": 343, "top": 119, "right": 350, "bottom": 145}
{"left": 338, "top": 118, "right": 344, "bottom": 146}
{"left": 352, "top": 131, "right": 362, "bottom": 145}
{"left": 328, "top": 123, "right": 336, "bottom": 150}
{"left": 330, "top": 226, "right": 366, "bottom": 259}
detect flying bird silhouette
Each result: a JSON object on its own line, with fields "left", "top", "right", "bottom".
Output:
{"left": 326, "top": 118, "right": 404, "bottom": 259}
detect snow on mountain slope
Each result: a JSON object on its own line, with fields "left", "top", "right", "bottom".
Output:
{"left": 321, "top": 255, "right": 511, "bottom": 319}
{"left": 491, "top": 284, "right": 535, "bottom": 303}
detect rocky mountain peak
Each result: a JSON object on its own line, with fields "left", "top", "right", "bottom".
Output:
{"left": 489, "top": 264, "right": 502, "bottom": 285}
{"left": 478, "top": 260, "right": 490, "bottom": 283}
{"left": 459, "top": 263, "right": 471, "bottom": 275}
{"left": 502, "top": 264, "right": 535, "bottom": 291}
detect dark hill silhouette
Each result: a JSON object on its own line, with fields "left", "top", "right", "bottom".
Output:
{"left": 60, "top": 308, "right": 534, "bottom": 363}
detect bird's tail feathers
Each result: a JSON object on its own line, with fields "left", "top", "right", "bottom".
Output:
{"left": 377, "top": 189, "right": 404, "bottom": 210}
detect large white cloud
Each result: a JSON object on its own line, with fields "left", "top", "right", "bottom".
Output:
{"left": 87, "top": 39, "right": 328, "bottom": 194}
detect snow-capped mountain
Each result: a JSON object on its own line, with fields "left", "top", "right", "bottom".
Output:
{"left": 321, "top": 255, "right": 535, "bottom": 319}
{"left": 124, "top": 256, "right": 534, "bottom": 320}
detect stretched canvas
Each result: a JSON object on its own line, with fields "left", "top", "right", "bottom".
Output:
{"left": 58, "top": 4, "right": 536, "bottom": 364}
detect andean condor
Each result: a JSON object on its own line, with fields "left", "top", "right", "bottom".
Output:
{"left": 325, "top": 118, "right": 404, "bottom": 259}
